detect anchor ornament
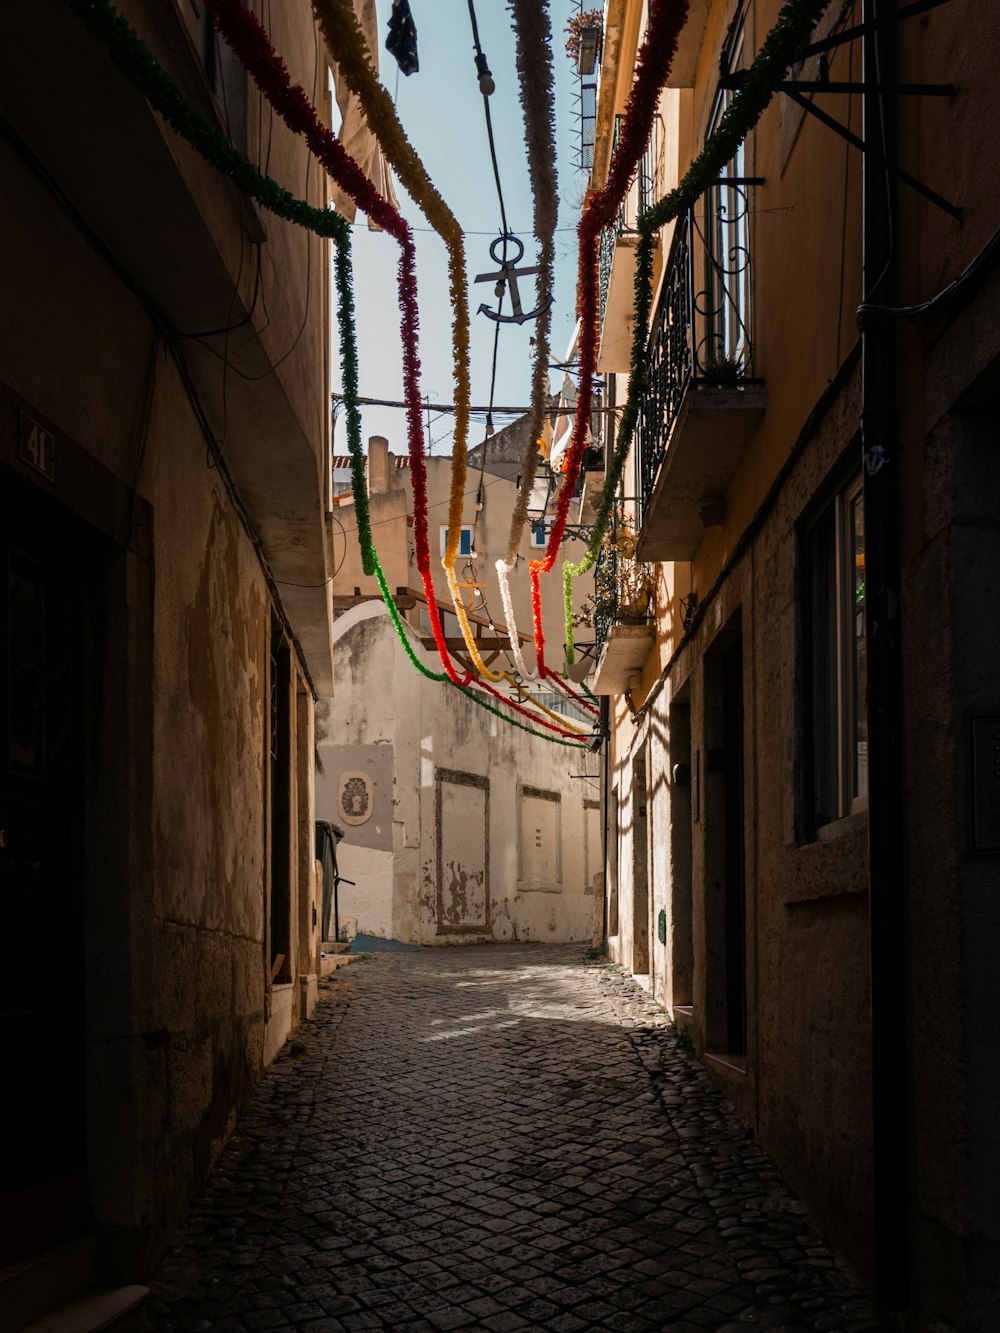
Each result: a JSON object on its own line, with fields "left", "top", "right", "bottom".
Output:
{"left": 474, "top": 233, "right": 553, "bottom": 326}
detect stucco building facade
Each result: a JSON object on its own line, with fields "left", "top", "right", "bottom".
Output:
{"left": 1, "top": 0, "right": 337, "bottom": 1316}
{"left": 317, "top": 438, "right": 602, "bottom": 946}
{"left": 587, "top": 0, "right": 1000, "bottom": 1327}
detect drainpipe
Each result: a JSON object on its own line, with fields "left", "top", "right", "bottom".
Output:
{"left": 860, "top": 0, "right": 909, "bottom": 1318}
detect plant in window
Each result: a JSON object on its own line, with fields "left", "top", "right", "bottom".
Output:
{"left": 564, "top": 9, "right": 604, "bottom": 68}
{"left": 699, "top": 351, "right": 744, "bottom": 384}
{"left": 576, "top": 514, "right": 654, "bottom": 630}
{"left": 610, "top": 516, "right": 654, "bottom": 621}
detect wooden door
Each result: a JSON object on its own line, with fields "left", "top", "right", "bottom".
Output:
{"left": 0, "top": 484, "right": 90, "bottom": 1266}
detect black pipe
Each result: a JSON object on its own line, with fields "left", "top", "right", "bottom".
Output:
{"left": 861, "top": 0, "right": 909, "bottom": 1317}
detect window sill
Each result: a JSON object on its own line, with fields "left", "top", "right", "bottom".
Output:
{"left": 816, "top": 807, "right": 868, "bottom": 842}
{"left": 783, "top": 810, "right": 869, "bottom": 904}
{"left": 704, "top": 1050, "right": 747, "bottom": 1079}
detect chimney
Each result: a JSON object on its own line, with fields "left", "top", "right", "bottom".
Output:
{"left": 367, "top": 435, "right": 390, "bottom": 496}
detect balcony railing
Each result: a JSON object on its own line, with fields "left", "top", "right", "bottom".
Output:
{"left": 593, "top": 539, "right": 616, "bottom": 664}
{"left": 636, "top": 177, "right": 764, "bottom": 547}
{"left": 594, "top": 505, "right": 656, "bottom": 659}
{"left": 598, "top": 117, "right": 658, "bottom": 331}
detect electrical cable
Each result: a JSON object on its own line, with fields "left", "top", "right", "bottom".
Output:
{"left": 204, "top": 0, "right": 586, "bottom": 736}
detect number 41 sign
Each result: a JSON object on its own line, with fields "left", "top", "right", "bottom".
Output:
{"left": 18, "top": 410, "right": 55, "bottom": 481}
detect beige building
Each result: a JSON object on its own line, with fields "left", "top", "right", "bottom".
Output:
{"left": 1, "top": 0, "right": 341, "bottom": 1319}
{"left": 587, "top": 0, "right": 1000, "bottom": 1327}
{"left": 318, "top": 435, "right": 602, "bottom": 945}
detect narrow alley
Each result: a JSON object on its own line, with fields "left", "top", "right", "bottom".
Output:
{"left": 149, "top": 946, "right": 875, "bottom": 1333}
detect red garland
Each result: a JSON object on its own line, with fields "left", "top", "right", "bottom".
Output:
{"left": 206, "top": 0, "right": 587, "bottom": 737}
{"left": 530, "top": 0, "right": 689, "bottom": 672}
{"left": 204, "top": 1, "right": 461, "bottom": 678}
{"left": 547, "top": 669, "right": 601, "bottom": 717}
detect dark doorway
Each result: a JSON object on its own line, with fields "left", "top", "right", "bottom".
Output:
{"left": 632, "top": 749, "right": 650, "bottom": 976}
{"left": 668, "top": 694, "right": 694, "bottom": 1007}
{"left": 722, "top": 637, "right": 747, "bottom": 1056}
{"left": 0, "top": 480, "right": 92, "bottom": 1266}
{"left": 269, "top": 617, "right": 292, "bottom": 983}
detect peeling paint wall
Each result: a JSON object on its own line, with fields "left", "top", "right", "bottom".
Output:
{"left": 317, "top": 604, "right": 596, "bottom": 945}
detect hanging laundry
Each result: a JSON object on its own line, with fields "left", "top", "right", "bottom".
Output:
{"left": 385, "top": 0, "right": 419, "bottom": 76}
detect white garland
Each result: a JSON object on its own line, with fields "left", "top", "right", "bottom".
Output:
{"left": 497, "top": 556, "right": 537, "bottom": 681}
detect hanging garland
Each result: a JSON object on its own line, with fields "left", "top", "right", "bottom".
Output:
{"left": 530, "top": 0, "right": 690, "bottom": 681}
{"left": 334, "top": 246, "right": 587, "bottom": 746}
{"left": 63, "top": 0, "right": 348, "bottom": 246}
{"left": 495, "top": 0, "right": 558, "bottom": 682}
{"left": 64, "top": 0, "right": 585, "bottom": 743}
{"left": 200, "top": 0, "right": 466, "bottom": 686}
{"left": 563, "top": 0, "right": 833, "bottom": 659}
{"left": 309, "top": 0, "right": 474, "bottom": 655}
{"left": 205, "top": 0, "right": 587, "bottom": 735}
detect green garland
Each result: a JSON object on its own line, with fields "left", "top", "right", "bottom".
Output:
{"left": 564, "top": 0, "right": 831, "bottom": 660}
{"left": 65, "top": 0, "right": 585, "bottom": 747}
{"left": 333, "top": 244, "right": 584, "bottom": 745}
{"left": 64, "top": 0, "right": 348, "bottom": 245}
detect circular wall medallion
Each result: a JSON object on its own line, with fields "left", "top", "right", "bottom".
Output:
{"left": 338, "top": 770, "right": 374, "bottom": 826}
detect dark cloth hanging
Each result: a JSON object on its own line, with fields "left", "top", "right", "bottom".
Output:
{"left": 385, "top": 0, "right": 419, "bottom": 76}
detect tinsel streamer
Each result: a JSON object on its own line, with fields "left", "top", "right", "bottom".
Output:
{"left": 65, "top": 0, "right": 581, "bottom": 742}
{"left": 509, "top": 678, "right": 590, "bottom": 732}
{"left": 502, "top": 0, "right": 558, "bottom": 559}
{"left": 63, "top": 0, "right": 349, "bottom": 246}
{"left": 497, "top": 559, "right": 533, "bottom": 683}
{"left": 547, "top": 669, "right": 600, "bottom": 717}
{"left": 204, "top": 0, "right": 409, "bottom": 577}
{"left": 334, "top": 237, "right": 586, "bottom": 745}
{"left": 532, "top": 0, "right": 690, "bottom": 678}
{"left": 309, "top": 0, "right": 472, "bottom": 646}
{"left": 563, "top": 0, "right": 832, "bottom": 658}
{"left": 204, "top": 0, "right": 468, "bottom": 687}
{"left": 496, "top": 0, "right": 559, "bottom": 681}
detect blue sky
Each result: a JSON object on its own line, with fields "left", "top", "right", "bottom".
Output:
{"left": 332, "top": 0, "right": 586, "bottom": 456}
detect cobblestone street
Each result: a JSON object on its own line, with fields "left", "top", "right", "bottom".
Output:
{"left": 150, "top": 945, "right": 876, "bottom": 1333}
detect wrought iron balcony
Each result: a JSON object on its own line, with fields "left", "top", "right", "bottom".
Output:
{"left": 589, "top": 511, "right": 656, "bottom": 697}
{"left": 635, "top": 178, "right": 766, "bottom": 563}
{"left": 597, "top": 119, "right": 658, "bottom": 374}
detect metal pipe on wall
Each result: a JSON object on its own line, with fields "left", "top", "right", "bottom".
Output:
{"left": 860, "top": 0, "right": 910, "bottom": 1317}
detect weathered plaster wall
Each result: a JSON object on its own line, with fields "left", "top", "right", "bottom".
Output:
{"left": 317, "top": 605, "right": 596, "bottom": 946}
{"left": 0, "top": 3, "right": 327, "bottom": 1279}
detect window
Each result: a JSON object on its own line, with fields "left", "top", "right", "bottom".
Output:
{"left": 440, "top": 525, "right": 473, "bottom": 558}
{"left": 700, "top": 8, "right": 752, "bottom": 376}
{"left": 195, "top": 7, "right": 248, "bottom": 154}
{"left": 805, "top": 474, "right": 868, "bottom": 831}
{"left": 530, "top": 521, "right": 547, "bottom": 548}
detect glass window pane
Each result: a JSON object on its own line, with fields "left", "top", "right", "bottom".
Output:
{"left": 810, "top": 508, "right": 839, "bottom": 828}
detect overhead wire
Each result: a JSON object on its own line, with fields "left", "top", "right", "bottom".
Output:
{"left": 199, "top": 0, "right": 585, "bottom": 739}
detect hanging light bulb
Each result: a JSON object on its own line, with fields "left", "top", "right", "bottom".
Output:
{"left": 475, "top": 51, "right": 495, "bottom": 96}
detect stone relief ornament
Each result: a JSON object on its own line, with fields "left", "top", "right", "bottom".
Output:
{"left": 338, "top": 771, "right": 374, "bottom": 826}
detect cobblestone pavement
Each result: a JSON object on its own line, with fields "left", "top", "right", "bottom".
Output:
{"left": 150, "top": 944, "right": 877, "bottom": 1333}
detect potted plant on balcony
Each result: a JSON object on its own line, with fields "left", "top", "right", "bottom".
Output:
{"left": 571, "top": 517, "right": 654, "bottom": 637}
{"left": 565, "top": 9, "right": 603, "bottom": 75}
{"left": 608, "top": 516, "right": 654, "bottom": 623}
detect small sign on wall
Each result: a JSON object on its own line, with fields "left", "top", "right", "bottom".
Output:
{"left": 18, "top": 411, "right": 55, "bottom": 481}
{"left": 338, "top": 771, "right": 374, "bottom": 826}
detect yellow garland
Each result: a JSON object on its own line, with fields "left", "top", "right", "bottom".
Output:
{"left": 437, "top": 575, "right": 590, "bottom": 726}
{"left": 311, "top": 0, "right": 474, "bottom": 663}
{"left": 444, "top": 567, "right": 508, "bottom": 683}
{"left": 507, "top": 677, "right": 589, "bottom": 734}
